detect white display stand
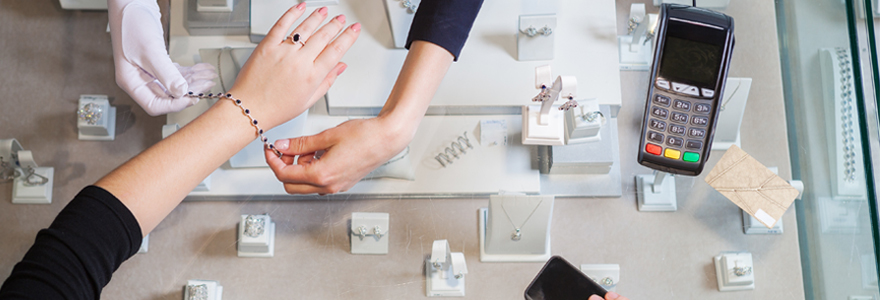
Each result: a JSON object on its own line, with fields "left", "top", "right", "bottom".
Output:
{"left": 564, "top": 98, "right": 603, "bottom": 144}
{"left": 138, "top": 234, "right": 150, "bottom": 254}
{"left": 196, "top": 0, "right": 232, "bottom": 12}
{"left": 12, "top": 150, "right": 53, "bottom": 204}
{"left": 523, "top": 65, "right": 576, "bottom": 146}
{"left": 618, "top": 4, "right": 657, "bottom": 71}
{"left": 653, "top": 0, "right": 730, "bottom": 9}
{"left": 59, "top": 0, "right": 107, "bottom": 10}
{"left": 580, "top": 264, "right": 620, "bottom": 292}
{"left": 742, "top": 210, "right": 783, "bottom": 234}
{"left": 635, "top": 171, "right": 676, "bottom": 212}
{"left": 426, "top": 240, "right": 468, "bottom": 297}
{"left": 237, "top": 214, "right": 275, "bottom": 258}
{"left": 517, "top": 14, "right": 556, "bottom": 61}
{"left": 712, "top": 78, "right": 752, "bottom": 150}
{"left": 480, "top": 194, "right": 553, "bottom": 262}
{"left": 383, "top": 0, "right": 419, "bottom": 48}
{"left": 77, "top": 95, "right": 116, "bottom": 141}
{"left": 350, "top": 212, "right": 390, "bottom": 255}
{"left": 184, "top": 279, "right": 223, "bottom": 300}
{"left": 714, "top": 252, "right": 755, "bottom": 292}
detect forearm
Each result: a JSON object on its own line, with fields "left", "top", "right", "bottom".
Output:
{"left": 95, "top": 94, "right": 261, "bottom": 235}
{"left": 377, "top": 41, "right": 454, "bottom": 140}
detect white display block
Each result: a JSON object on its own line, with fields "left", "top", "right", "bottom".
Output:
{"left": 618, "top": 4, "right": 655, "bottom": 71}
{"left": 653, "top": 0, "right": 730, "bottom": 9}
{"left": 350, "top": 212, "right": 390, "bottom": 255}
{"left": 426, "top": 240, "right": 467, "bottom": 297}
{"left": 580, "top": 264, "right": 620, "bottom": 292}
{"left": 237, "top": 215, "right": 275, "bottom": 258}
{"left": 196, "top": 0, "right": 232, "bottom": 12}
{"left": 12, "top": 167, "right": 53, "bottom": 204}
{"left": 714, "top": 252, "right": 755, "bottom": 292}
{"left": 712, "top": 78, "right": 752, "bottom": 150}
{"left": 742, "top": 210, "right": 783, "bottom": 234}
{"left": 138, "top": 234, "right": 150, "bottom": 254}
{"left": 77, "top": 95, "right": 116, "bottom": 141}
{"left": 184, "top": 279, "right": 223, "bottom": 300}
{"left": 522, "top": 105, "right": 565, "bottom": 146}
{"left": 564, "top": 98, "right": 603, "bottom": 144}
{"left": 480, "top": 194, "right": 553, "bottom": 262}
{"left": 635, "top": 172, "right": 677, "bottom": 212}
{"left": 517, "top": 14, "right": 556, "bottom": 61}
{"left": 383, "top": 0, "right": 419, "bottom": 48}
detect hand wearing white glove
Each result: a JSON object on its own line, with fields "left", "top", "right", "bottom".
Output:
{"left": 108, "top": 0, "right": 217, "bottom": 116}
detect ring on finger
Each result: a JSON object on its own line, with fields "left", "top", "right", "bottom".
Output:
{"left": 287, "top": 32, "right": 305, "bottom": 45}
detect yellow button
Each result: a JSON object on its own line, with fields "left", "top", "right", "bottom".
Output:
{"left": 664, "top": 148, "right": 681, "bottom": 160}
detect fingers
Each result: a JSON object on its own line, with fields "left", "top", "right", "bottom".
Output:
{"left": 588, "top": 296, "right": 603, "bottom": 300}
{"left": 265, "top": 3, "right": 307, "bottom": 44}
{"left": 605, "top": 291, "right": 626, "bottom": 300}
{"left": 120, "top": 3, "right": 188, "bottom": 97}
{"left": 128, "top": 78, "right": 197, "bottom": 116}
{"left": 274, "top": 131, "right": 337, "bottom": 156}
{"left": 290, "top": 7, "right": 329, "bottom": 44}
{"left": 300, "top": 14, "right": 347, "bottom": 57}
{"left": 313, "top": 23, "right": 361, "bottom": 73}
{"left": 306, "top": 62, "right": 347, "bottom": 105}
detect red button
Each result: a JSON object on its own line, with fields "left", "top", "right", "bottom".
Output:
{"left": 646, "top": 143, "right": 662, "bottom": 155}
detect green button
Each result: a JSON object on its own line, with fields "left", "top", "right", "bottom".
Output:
{"left": 683, "top": 152, "right": 700, "bottom": 162}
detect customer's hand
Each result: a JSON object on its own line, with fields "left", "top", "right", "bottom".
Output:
{"left": 265, "top": 116, "right": 409, "bottom": 194}
{"left": 109, "top": 0, "right": 217, "bottom": 116}
{"left": 589, "top": 292, "right": 629, "bottom": 300}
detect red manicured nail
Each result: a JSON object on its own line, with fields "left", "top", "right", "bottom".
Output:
{"left": 318, "top": 7, "right": 328, "bottom": 15}
{"left": 336, "top": 14, "right": 346, "bottom": 23}
{"left": 337, "top": 64, "right": 347, "bottom": 75}
{"left": 352, "top": 23, "right": 361, "bottom": 32}
{"left": 295, "top": 2, "right": 306, "bottom": 10}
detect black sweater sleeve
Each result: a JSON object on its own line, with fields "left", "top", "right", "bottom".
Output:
{"left": 405, "top": 0, "right": 484, "bottom": 61}
{"left": 0, "top": 186, "right": 142, "bottom": 300}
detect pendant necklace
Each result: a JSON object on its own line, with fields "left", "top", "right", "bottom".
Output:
{"left": 501, "top": 198, "right": 544, "bottom": 241}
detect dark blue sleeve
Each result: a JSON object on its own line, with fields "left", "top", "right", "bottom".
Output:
{"left": 405, "top": 0, "right": 484, "bottom": 61}
{"left": 0, "top": 186, "right": 142, "bottom": 300}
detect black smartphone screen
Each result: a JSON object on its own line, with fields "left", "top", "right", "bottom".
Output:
{"left": 524, "top": 256, "right": 607, "bottom": 300}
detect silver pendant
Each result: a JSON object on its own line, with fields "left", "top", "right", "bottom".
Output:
{"left": 511, "top": 228, "right": 522, "bottom": 241}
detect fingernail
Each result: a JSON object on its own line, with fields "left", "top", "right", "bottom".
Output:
{"left": 606, "top": 292, "right": 620, "bottom": 299}
{"left": 295, "top": 2, "right": 306, "bottom": 10}
{"left": 337, "top": 64, "right": 347, "bottom": 76}
{"left": 318, "top": 7, "right": 328, "bottom": 15}
{"left": 352, "top": 22, "right": 361, "bottom": 32}
{"left": 588, "top": 295, "right": 603, "bottom": 300}
{"left": 274, "top": 139, "right": 290, "bottom": 150}
{"left": 336, "top": 14, "right": 346, "bottom": 23}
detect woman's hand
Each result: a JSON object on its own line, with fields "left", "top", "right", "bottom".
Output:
{"left": 589, "top": 292, "right": 629, "bottom": 300}
{"left": 228, "top": 4, "right": 361, "bottom": 130}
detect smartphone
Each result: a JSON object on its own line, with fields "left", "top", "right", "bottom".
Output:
{"left": 637, "top": 4, "right": 735, "bottom": 176}
{"left": 524, "top": 256, "right": 607, "bottom": 300}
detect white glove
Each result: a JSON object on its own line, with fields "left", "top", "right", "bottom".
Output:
{"left": 108, "top": 0, "right": 217, "bottom": 116}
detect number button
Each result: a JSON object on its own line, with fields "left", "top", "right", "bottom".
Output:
{"left": 686, "top": 140, "right": 703, "bottom": 150}
{"left": 648, "top": 131, "right": 664, "bottom": 143}
{"left": 653, "top": 95, "right": 671, "bottom": 107}
{"left": 671, "top": 112, "right": 688, "bottom": 124}
{"left": 691, "top": 116, "right": 709, "bottom": 126}
{"left": 694, "top": 103, "right": 712, "bottom": 114}
{"left": 673, "top": 100, "right": 691, "bottom": 111}
{"left": 688, "top": 128, "right": 705, "bottom": 138}
{"left": 651, "top": 107, "right": 669, "bottom": 119}
{"left": 669, "top": 124, "right": 686, "bottom": 136}
{"left": 666, "top": 136, "right": 684, "bottom": 147}
{"left": 649, "top": 119, "right": 667, "bottom": 131}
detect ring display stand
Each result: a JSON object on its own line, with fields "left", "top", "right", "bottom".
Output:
{"left": 712, "top": 78, "right": 752, "bottom": 150}
{"left": 517, "top": 14, "right": 556, "bottom": 61}
{"left": 618, "top": 4, "right": 657, "bottom": 71}
{"left": 564, "top": 98, "right": 604, "bottom": 145}
{"left": 77, "top": 95, "right": 116, "bottom": 141}
{"left": 8, "top": 145, "right": 54, "bottom": 204}
{"left": 426, "top": 239, "right": 468, "bottom": 297}
{"left": 237, "top": 214, "right": 275, "bottom": 258}
{"left": 479, "top": 194, "right": 553, "bottom": 263}
{"left": 635, "top": 171, "right": 676, "bottom": 212}
{"left": 522, "top": 65, "right": 576, "bottom": 146}
{"left": 350, "top": 212, "right": 390, "bottom": 255}
{"left": 714, "top": 252, "right": 755, "bottom": 291}
{"left": 184, "top": 279, "right": 223, "bottom": 300}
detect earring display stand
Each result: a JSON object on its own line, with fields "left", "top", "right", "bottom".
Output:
{"left": 618, "top": 4, "right": 656, "bottom": 71}
{"left": 580, "top": 264, "right": 620, "bottom": 292}
{"left": 635, "top": 170, "right": 676, "bottom": 212}
{"left": 237, "top": 214, "right": 275, "bottom": 258}
{"left": 426, "top": 240, "right": 468, "bottom": 297}
{"left": 77, "top": 95, "right": 116, "bottom": 141}
{"left": 712, "top": 78, "right": 752, "bottom": 150}
{"left": 12, "top": 150, "right": 53, "bottom": 205}
{"left": 517, "top": 14, "right": 556, "bottom": 61}
{"left": 479, "top": 194, "right": 553, "bottom": 262}
{"left": 714, "top": 252, "right": 755, "bottom": 291}
{"left": 382, "top": 0, "right": 419, "bottom": 48}
{"left": 350, "top": 212, "right": 390, "bottom": 255}
{"left": 184, "top": 279, "right": 223, "bottom": 300}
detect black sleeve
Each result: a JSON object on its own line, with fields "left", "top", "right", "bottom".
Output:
{"left": 405, "top": 0, "right": 484, "bottom": 61}
{"left": 0, "top": 186, "right": 142, "bottom": 300}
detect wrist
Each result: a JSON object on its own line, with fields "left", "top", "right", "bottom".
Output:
{"left": 376, "top": 109, "right": 421, "bottom": 148}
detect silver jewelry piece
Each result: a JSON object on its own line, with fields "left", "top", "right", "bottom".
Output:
{"left": 435, "top": 132, "right": 473, "bottom": 168}
{"left": 22, "top": 166, "right": 48, "bottom": 187}
{"left": 454, "top": 272, "right": 465, "bottom": 279}
{"left": 583, "top": 111, "right": 604, "bottom": 123}
{"left": 77, "top": 103, "right": 103, "bottom": 125}
{"left": 185, "top": 93, "right": 282, "bottom": 157}
{"left": 0, "top": 157, "right": 21, "bottom": 182}
{"left": 733, "top": 266, "right": 752, "bottom": 277}
{"left": 599, "top": 277, "right": 614, "bottom": 286}
{"left": 372, "top": 225, "right": 384, "bottom": 239}
{"left": 354, "top": 225, "right": 368, "bottom": 241}
{"left": 540, "top": 25, "right": 553, "bottom": 36}
{"left": 559, "top": 95, "right": 578, "bottom": 111}
{"left": 187, "top": 284, "right": 208, "bottom": 300}
{"left": 400, "top": 0, "right": 417, "bottom": 13}
{"left": 523, "top": 26, "right": 538, "bottom": 37}
{"left": 627, "top": 16, "right": 642, "bottom": 34}
{"left": 532, "top": 85, "right": 551, "bottom": 102}
{"left": 243, "top": 215, "right": 265, "bottom": 238}
{"left": 288, "top": 32, "right": 305, "bottom": 45}
{"left": 501, "top": 198, "right": 544, "bottom": 241}
{"left": 511, "top": 228, "right": 522, "bottom": 241}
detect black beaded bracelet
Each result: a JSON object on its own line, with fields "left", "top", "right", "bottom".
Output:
{"left": 186, "top": 92, "right": 283, "bottom": 157}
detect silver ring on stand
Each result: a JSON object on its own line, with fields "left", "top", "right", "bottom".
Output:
{"left": 243, "top": 215, "right": 266, "bottom": 238}
{"left": 187, "top": 284, "right": 208, "bottom": 300}
{"left": 77, "top": 103, "right": 103, "bottom": 125}
{"left": 23, "top": 167, "right": 48, "bottom": 187}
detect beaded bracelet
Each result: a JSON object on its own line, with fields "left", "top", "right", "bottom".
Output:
{"left": 186, "top": 92, "right": 283, "bottom": 157}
